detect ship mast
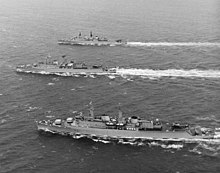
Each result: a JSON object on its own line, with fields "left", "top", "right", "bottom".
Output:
{"left": 61, "top": 55, "right": 67, "bottom": 65}
{"left": 46, "top": 54, "right": 51, "bottom": 64}
{"left": 89, "top": 101, "right": 94, "bottom": 119}
{"left": 118, "top": 103, "right": 123, "bottom": 122}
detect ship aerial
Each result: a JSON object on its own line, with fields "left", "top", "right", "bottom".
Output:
{"left": 58, "top": 31, "right": 127, "bottom": 46}
{"left": 16, "top": 55, "right": 117, "bottom": 75}
{"left": 37, "top": 103, "right": 220, "bottom": 142}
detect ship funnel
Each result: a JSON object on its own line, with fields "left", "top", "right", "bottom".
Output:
{"left": 89, "top": 101, "right": 94, "bottom": 118}
{"left": 118, "top": 103, "right": 123, "bottom": 122}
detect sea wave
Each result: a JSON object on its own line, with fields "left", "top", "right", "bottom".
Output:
{"left": 108, "top": 75, "right": 116, "bottom": 79}
{"left": 51, "top": 78, "right": 59, "bottom": 81}
{"left": 47, "top": 83, "right": 55, "bottom": 86}
{"left": 45, "top": 115, "right": 55, "bottom": 118}
{"left": 26, "top": 106, "right": 41, "bottom": 112}
{"left": 1, "top": 119, "right": 7, "bottom": 124}
{"left": 195, "top": 115, "right": 220, "bottom": 123}
{"left": 126, "top": 42, "right": 220, "bottom": 47}
{"left": 190, "top": 142, "right": 220, "bottom": 157}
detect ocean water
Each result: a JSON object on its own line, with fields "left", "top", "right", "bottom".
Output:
{"left": 0, "top": 0, "right": 220, "bottom": 172}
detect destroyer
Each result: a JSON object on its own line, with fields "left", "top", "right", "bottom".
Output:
{"left": 16, "top": 55, "right": 116, "bottom": 75}
{"left": 58, "top": 31, "right": 127, "bottom": 46}
{"left": 37, "top": 103, "right": 220, "bottom": 141}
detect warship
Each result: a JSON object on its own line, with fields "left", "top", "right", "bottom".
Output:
{"left": 37, "top": 103, "right": 220, "bottom": 141}
{"left": 16, "top": 55, "right": 116, "bottom": 75}
{"left": 58, "top": 31, "right": 127, "bottom": 46}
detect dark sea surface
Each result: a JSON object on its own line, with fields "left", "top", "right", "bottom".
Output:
{"left": 1, "top": 0, "right": 220, "bottom": 172}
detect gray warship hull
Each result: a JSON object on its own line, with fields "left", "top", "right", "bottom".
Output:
{"left": 58, "top": 40, "right": 126, "bottom": 46}
{"left": 16, "top": 65, "right": 116, "bottom": 75}
{"left": 37, "top": 122, "right": 216, "bottom": 141}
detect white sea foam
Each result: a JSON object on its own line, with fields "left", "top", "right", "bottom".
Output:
{"left": 149, "top": 141, "right": 183, "bottom": 149}
{"left": 1, "top": 119, "right": 7, "bottom": 124}
{"left": 45, "top": 115, "right": 55, "bottom": 118}
{"left": 190, "top": 141, "right": 220, "bottom": 156}
{"left": 116, "top": 68, "right": 220, "bottom": 78}
{"left": 26, "top": 106, "right": 41, "bottom": 112}
{"left": 47, "top": 83, "right": 55, "bottom": 86}
{"left": 72, "top": 134, "right": 86, "bottom": 139}
{"left": 195, "top": 115, "right": 220, "bottom": 122}
{"left": 161, "top": 144, "right": 184, "bottom": 149}
{"left": 39, "top": 71, "right": 50, "bottom": 75}
{"left": 44, "top": 128, "right": 56, "bottom": 133}
{"left": 99, "top": 140, "right": 111, "bottom": 144}
{"left": 1, "top": 28, "right": 7, "bottom": 32}
{"left": 89, "top": 75, "right": 96, "bottom": 78}
{"left": 126, "top": 42, "right": 220, "bottom": 47}
{"left": 108, "top": 75, "right": 116, "bottom": 79}
{"left": 52, "top": 78, "right": 59, "bottom": 81}
{"left": 126, "top": 78, "right": 134, "bottom": 81}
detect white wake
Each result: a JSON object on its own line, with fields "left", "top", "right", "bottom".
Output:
{"left": 116, "top": 68, "right": 220, "bottom": 78}
{"left": 126, "top": 42, "right": 220, "bottom": 47}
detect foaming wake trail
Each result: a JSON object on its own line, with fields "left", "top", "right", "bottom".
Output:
{"left": 126, "top": 42, "right": 220, "bottom": 47}
{"left": 190, "top": 141, "right": 220, "bottom": 156}
{"left": 116, "top": 68, "right": 220, "bottom": 78}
